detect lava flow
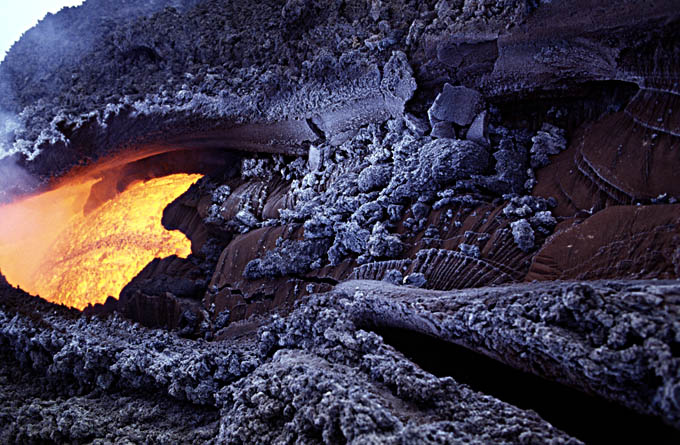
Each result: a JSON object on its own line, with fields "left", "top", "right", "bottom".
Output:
{"left": 0, "top": 173, "right": 203, "bottom": 309}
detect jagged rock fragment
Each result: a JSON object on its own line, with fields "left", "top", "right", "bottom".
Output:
{"left": 335, "top": 221, "right": 371, "bottom": 254}
{"left": 459, "top": 243, "right": 481, "bottom": 258}
{"left": 308, "top": 145, "right": 322, "bottom": 171}
{"left": 510, "top": 219, "right": 535, "bottom": 252}
{"left": 367, "top": 223, "right": 402, "bottom": 259}
{"left": 466, "top": 110, "right": 489, "bottom": 145}
{"left": 243, "top": 238, "right": 330, "bottom": 280}
{"left": 358, "top": 164, "right": 392, "bottom": 192}
{"left": 428, "top": 83, "right": 484, "bottom": 126}
{"left": 418, "top": 138, "right": 489, "bottom": 186}
{"left": 382, "top": 269, "right": 403, "bottom": 285}
{"left": 530, "top": 123, "right": 567, "bottom": 169}
{"left": 404, "top": 272, "right": 426, "bottom": 287}
{"left": 431, "top": 121, "right": 457, "bottom": 139}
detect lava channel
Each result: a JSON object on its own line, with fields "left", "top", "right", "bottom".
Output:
{"left": 0, "top": 173, "right": 203, "bottom": 309}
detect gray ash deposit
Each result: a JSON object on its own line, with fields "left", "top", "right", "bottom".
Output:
{"left": 1, "top": 0, "right": 680, "bottom": 443}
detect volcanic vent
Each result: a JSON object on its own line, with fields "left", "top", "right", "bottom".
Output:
{"left": 0, "top": 163, "right": 202, "bottom": 309}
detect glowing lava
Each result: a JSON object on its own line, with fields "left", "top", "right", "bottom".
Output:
{"left": 0, "top": 173, "right": 202, "bottom": 309}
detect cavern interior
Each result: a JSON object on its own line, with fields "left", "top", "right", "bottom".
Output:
{"left": 1, "top": 0, "right": 680, "bottom": 443}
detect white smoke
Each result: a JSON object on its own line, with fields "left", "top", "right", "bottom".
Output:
{"left": 0, "top": 110, "right": 20, "bottom": 156}
{"left": 0, "top": 111, "right": 37, "bottom": 202}
{"left": 0, "top": 160, "right": 36, "bottom": 195}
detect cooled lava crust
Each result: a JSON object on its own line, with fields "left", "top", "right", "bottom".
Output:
{"left": 1, "top": 0, "right": 680, "bottom": 443}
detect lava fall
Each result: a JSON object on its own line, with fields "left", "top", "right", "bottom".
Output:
{"left": 0, "top": 172, "right": 202, "bottom": 309}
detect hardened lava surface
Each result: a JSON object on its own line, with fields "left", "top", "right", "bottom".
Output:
{"left": 1, "top": 0, "right": 680, "bottom": 443}
{"left": 4, "top": 275, "right": 680, "bottom": 443}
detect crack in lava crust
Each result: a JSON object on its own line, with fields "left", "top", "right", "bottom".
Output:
{"left": 0, "top": 173, "right": 203, "bottom": 309}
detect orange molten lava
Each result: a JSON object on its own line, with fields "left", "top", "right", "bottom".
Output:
{"left": 0, "top": 173, "right": 202, "bottom": 309}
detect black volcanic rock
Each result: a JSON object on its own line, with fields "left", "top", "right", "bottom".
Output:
{"left": 418, "top": 138, "right": 489, "bottom": 186}
{"left": 4, "top": 277, "right": 680, "bottom": 443}
{"left": 428, "top": 83, "right": 484, "bottom": 126}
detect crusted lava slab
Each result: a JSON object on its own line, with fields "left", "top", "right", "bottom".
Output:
{"left": 3, "top": 276, "right": 680, "bottom": 442}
